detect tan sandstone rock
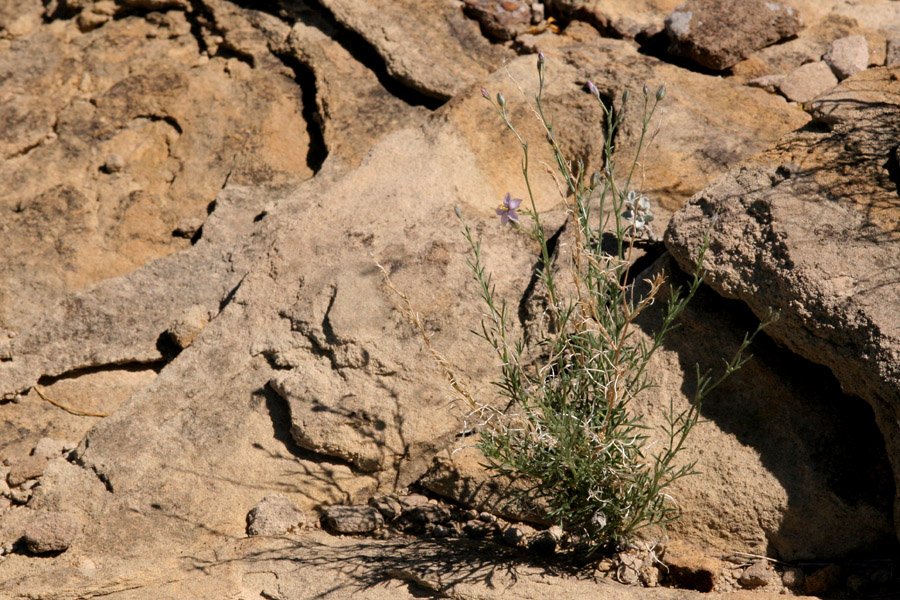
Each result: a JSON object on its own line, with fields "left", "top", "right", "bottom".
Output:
{"left": 666, "top": 66, "right": 900, "bottom": 545}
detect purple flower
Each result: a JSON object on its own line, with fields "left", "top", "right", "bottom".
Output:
{"left": 496, "top": 192, "right": 522, "bottom": 225}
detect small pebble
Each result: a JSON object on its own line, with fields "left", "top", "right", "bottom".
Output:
{"left": 739, "top": 560, "right": 772, "bottom": 589}
{"left": 7, "top": 455, "right": 48, "bottom": 487}
{"left": 369, "top": 495, "right": 403, "bottom": 521}
{"left": 781, "top": 566, "right": 804, "bottom": 589}
{"left": 322, "top": 505, "right": 384, "bottom": 534}
{"left": 24, "top": 511, "right": 80, "bottom": 554}
{"left": 10, "top": 488, "right": 32, "bottom": 504}
{"left": 501, "top": 526, "right": 527, "bottom": 547}
{"left": 462, "top": 519, "right": 496, "bottom": 539}
{"left": 246, "top": 494, "right": 306, "bottom": 536}
{"left": 431, "top": 524, "right": 451, "bottom": 538}
{"left": 460, "top": 509, "right": 478, "bottom": 521}
{"left": 104, "top": 153, "right": 125, "bottom": 173}
{"left": 528, "top": 525, "right": 563, "bottom": 555}
{"left": 32, "top": 437, "right": 67, "bottom": 460}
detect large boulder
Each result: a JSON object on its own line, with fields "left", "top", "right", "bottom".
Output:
{"left": 664, "top": 0, "right": 803, "bottom": 70}
{"left": 666, "top": 66, "right": 900, "bottom": 543}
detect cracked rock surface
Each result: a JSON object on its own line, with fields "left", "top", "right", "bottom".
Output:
{"left": 0, "top": 0, "right": 897, "bottom": 598}
{"left": 666, "top": 66, "right": 900, "bottom": 545}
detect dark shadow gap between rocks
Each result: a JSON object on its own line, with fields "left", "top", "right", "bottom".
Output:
{"left": 267, "top": 45, "right": 329, "bottom": 172}
{"left": 35, "top": 361, "right": 166, "bottom": 388}
{"left": 272, "top": 0, "right": 445, "bottom": 109}
{"left": 638, "top": 265, "right": 898, "bottom": 562}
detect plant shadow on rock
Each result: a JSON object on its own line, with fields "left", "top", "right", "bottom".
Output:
{"left": 185, "top": 534, "right": 565, "bottom": 598}
{"left": 634, "top": 260, "right": 898, "bottom": 561}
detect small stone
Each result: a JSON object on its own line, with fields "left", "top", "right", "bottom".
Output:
{"left": 32, "top": 438, "right": 68, "bottom": 460}
{"left": 398, "top": 494, "right": 429, "bottom": 508}
{"left": 402, "top": 504, "right": 451, "bottom": 525}
{"left": 21, "top": 479, "right": 38, "bottom": 491}
{"left": 431, "top": 524, "right": 451, "bottom": 538}
{"left": 369, "top": 495, "right": 403, "bottom": 521}
{"left": 0, "top": 477, "right": 10, "bottom": 498}
{"left": 739, "top": 560, "right": 773, "bottom": 589}
{"left": 10, "top": 488, "right": 32, "bottom": 504}
{"left": 886, "top": 38, "right": 900, "bottom": 67}
{"left": 322, "top": 505, "right": 384, "bottom": 534}
{"left": 823, "top": 35, "right": 869, "bottom": 80}
{"left": 23, "top": 511, "right": 79, "bottom": 554}
{"left": 747, "top": 74, "right": 786, "bottom": 93}
{"left": 805, "top": 564, "right": 841, "bottom": 596}
{"left": 477, "top": 511, "right": 496, "bottom": 523}
{"left": 103, "top": 153, "right": 125, "bottom": 173}
{"left": 459, "top": 509, "right": 478, "bottom": 522}
{"left": 661, "top": 540, "right": 723, "bottom": 593}
{"left": 463, "top": 0, "right": 532, "bottom": 41}
{"left": 246, "top": 494, "right": 306, "bottom": 536}
{"left": 167, "top": 305, "right": 210, "bottom": 349}
{"left": 501, "top": 526, "right": 527, "bottom": 547}
{"left": 7, "top": 455, "right": 49, "bottom": 487}
{"left": 781, "top": 567, "right": 805, "bottom": 589}
{"left": 173, "top": 217, "right": 204, "bottom": 239}
{"left": 640, "top": 563, "right": 661, "bottom": 587}
{"left": 462, "top": 519, "right": 497, "bottom": 539}
{"left": 0, "top": 496, "right": 10, "bottom": 513}
{"left": 617, "top": 552, "right": 643, "bottom": 585}
{"left": 778, "top": 61, "right": 838, "bottom": 103}
{"left": 528, "top": 525, "right": 563, "bottom": 555}
{"left": 77, "top": 8, "right": 111, "bottom": 32}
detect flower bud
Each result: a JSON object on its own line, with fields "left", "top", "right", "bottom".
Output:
{"left": 656, "top": 85, "right": 666, "bottom": 101}
{"left": 587, "top": 80, "right": 599, "bottom": 97}
{"left": 481, "top": 88, "right": 489, "bottom": 100}
{"left": 590, "top": 171, "right": 603, "bottom": 188}
{"left": 642, "top": 84, "right": 649, "bottom": 98}
{"left": 454, "top": 206, "right": 462, "bottom": 218}
{"left": 496, "top": 92, "right": 506, "bottom": 107}
{"left": 537, "top": 51, "right": 545, "bottom": 72}
{"left": 622, "top": 89, "right": 630, "bottom": 104}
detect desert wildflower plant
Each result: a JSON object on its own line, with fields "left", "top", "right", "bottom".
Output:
{"left": 377, "top": 52, "right": 772, "bottom": 557}
{"left": 452, "top": 53, "right": 772, "bottom": 555}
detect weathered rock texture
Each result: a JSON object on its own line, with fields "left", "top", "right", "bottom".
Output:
{"left": 546, "top": 0, "right": 683, "bottom": 38}
{"left": 317, "top": 0, "right": 513, "bottom": 100}
{"left": 728, "top": 0, "right": 896, "bottom": 83}
{"left": 664, "top": 0, "right": 803, "bottom": 70}
{"left": 666, "top": 66, "right": 900, "bottom": 542}
{"left": 0, "top": 8, "right": 313, "bottom": 335}
{"left": 0, "top": 0, "right": 894, "bottom": 597}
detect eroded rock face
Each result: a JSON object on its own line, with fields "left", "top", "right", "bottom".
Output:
{"left": 0, "top": 1, "right": 894, "bottom": 596}
{"left": 0, "top": 9, "right": 312, "bottom": 335}
{"left": 666, "top": 66, "right": 900, "bottom": 543}
{"left": 664, "top": 0, "right": 804, "bottom": 70}
{"left": 316, "top": 0, "right": 513, "bottom": 100}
